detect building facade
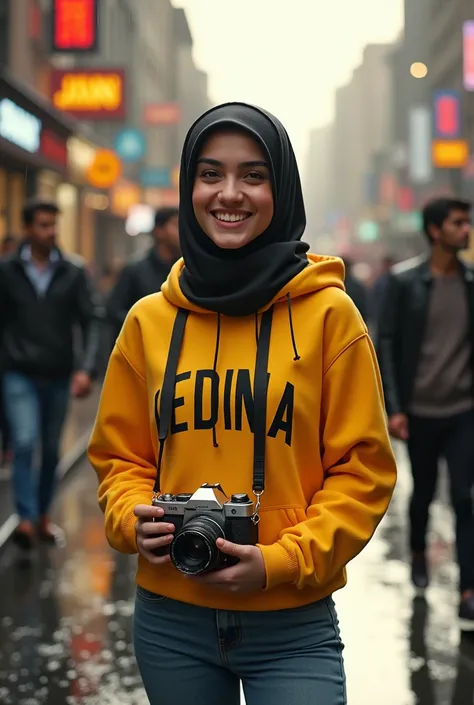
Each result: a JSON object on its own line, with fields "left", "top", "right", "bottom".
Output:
{"left": 0, "top": 0, "right": 210, "bottom": 272}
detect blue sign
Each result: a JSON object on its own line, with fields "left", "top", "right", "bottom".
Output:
{"left": 114, "top": 128, "right": 146, "bottom": 162}
{"left": 140, "top": 166, "right": 171, "bottom": 188}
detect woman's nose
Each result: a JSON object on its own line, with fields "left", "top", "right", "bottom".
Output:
{"left": 218, "top": 177, "right": 243, "bottom": 204}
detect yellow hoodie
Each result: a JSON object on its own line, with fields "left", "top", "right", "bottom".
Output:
{"left": 88, "top": 253, "right": 396, "bottom": 611}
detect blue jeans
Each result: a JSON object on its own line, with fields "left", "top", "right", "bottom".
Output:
{"left": 2, "top": 372, "right": 70, "bottom": 521}
{"left": 134, "top": 588, "right": 346, "bottom": 705}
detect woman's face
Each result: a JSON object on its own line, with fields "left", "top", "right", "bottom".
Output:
{"left": 192, "top": 130, "right": 274, "bottom": 250}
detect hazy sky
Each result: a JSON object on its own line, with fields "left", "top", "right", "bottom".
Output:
{"left": 174, "top": 0, "right": 403, "bottom": 166}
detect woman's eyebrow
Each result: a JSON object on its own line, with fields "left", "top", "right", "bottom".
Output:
{"left": 196, "top": 158, "right": 269, "bottom": 168}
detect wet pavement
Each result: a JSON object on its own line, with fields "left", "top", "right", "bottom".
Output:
{"left": 0, "top": 442, "right": 473, "bottom": 704}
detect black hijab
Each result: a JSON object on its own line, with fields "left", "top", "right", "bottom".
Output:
{"left": 178, "top": 102, "right": 309, "bottom": 317}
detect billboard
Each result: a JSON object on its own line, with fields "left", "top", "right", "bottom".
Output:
{"left": 144, "top": 103, "right": 181, "bottom": 125}
{"left": 433, "top": 90, "right": 460, "bottom": 139}
{"left": 463, "top": 21, "right": 474, "bottom": 91}
{"left": 51, "top": 69, "right": 126, "bottom": 120}
{"left": 432, "top": 140, "right": 469, "bottom": 169}
{"left": 408, "top": 106, "right": 432, "bottom": 184}
{"left": 52, "top": 0, "right": 99, "bottom": 53}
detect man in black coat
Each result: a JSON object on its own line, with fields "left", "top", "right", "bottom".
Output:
{"left": 107, "top": 207, "right": 179, "bottom": 339}
{"left": 377, "top": 197, "right": 474, "bottom": 631}
{"left": 0, "top": 198, "right": 100, "bottom": 548}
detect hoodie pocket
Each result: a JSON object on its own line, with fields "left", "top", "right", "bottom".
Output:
{"left": 257, "top": 506, "right": 308, "bottom": 545}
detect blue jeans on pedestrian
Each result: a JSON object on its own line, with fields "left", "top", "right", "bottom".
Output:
{"left": 2, "top": 371, "right": 70, "bottom": 521}
{"left": 134, "top": 587, "right": 347, "bottom": 705}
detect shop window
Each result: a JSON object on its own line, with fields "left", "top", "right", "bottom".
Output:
{"left": 9, "top": 173, "right": 26, "bottom": 236}
{"left": 57, "top": 182, "right": 78, "bottom": 254}
{"left": 0, "top": 169, "right": 7, "bottom": 238}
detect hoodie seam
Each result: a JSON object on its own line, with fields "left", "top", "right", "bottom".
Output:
{"left": 323, "top": 333, "right": 367, "bottom": 375}
{"left": 116, "top": 340, "right": 147, "bottom": 383}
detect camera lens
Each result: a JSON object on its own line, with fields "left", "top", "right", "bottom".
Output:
{"left": 170, "top": 515, "right": 225, "bottom": 575}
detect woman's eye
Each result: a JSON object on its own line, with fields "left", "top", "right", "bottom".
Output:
{"left": 245, "top": 171, "right": 265, "bottom": 181}
{"left": 201, "top": 169, "right": 220, "bottom": 179}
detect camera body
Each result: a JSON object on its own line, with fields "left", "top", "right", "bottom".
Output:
{"left": 152, "top": 484, "right": 258, "bottom": 575}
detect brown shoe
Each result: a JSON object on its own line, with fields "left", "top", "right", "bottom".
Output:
{"left": 38, "top": 518, "right": 66, "bottom": 546}
{"left": 12, "top": 521, "right": 35, "bottom": 550}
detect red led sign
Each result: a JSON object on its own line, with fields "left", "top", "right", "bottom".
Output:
{"left": 52, "top": 0, "right": 99, "bottom": 53}
{"left": 433, "top": 90, "right": 460, "bottom": 139}
{"left": 40, "top": 130, "right": 68, "bottom": 170}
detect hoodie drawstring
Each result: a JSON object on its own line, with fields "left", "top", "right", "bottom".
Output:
{"left": 211, "top": 313, "right": 221, "bottom": 447}
{"left": 286, "top": 293, "right": 300, "bottom": 361}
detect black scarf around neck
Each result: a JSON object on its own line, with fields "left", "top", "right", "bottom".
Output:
{"left": 178, "top": 102, "right": 309, "bottom": 317}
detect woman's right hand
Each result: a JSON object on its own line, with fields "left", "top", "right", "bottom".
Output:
{"left": 134, "top": 505, "right": 175, "bottom": 565}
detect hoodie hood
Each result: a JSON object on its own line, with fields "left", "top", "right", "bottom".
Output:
{"left": 162, "top": 252, "right": 345, "bottom": 315}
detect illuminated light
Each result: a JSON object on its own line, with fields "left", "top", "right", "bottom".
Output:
{"left": 434, "top": 90, "right": 460, "bottom": 139}
{"left": 410, "top": 62, "right": 428, "bottom": 78}
{"left": 84, "top": 193, "right": 109, "bottom": 210}
{"left": 110, "top": 182, "right": 142, "bottom": 218}
{"left": 52, "top": 0, "right": 99, "bottom": 53}
{"left": 432, "top": 140, "right": 470, "bottom": 169}
{"left": 86, "top": 149, "right": 122, "bottom": 189}
{"left": 357, "top": 221, "right": 379, "bottom": 242}
{"left": 51, "top": 69, "right": 126, "bottom": 121}
{"left": 126, "top": 205, "right": 155, "bottom": 237}
{"left": 463, "top": 21, "right": 474, "bottom": 90}
{"left": 143, "top": 103, "right": 181, "bottom": 125}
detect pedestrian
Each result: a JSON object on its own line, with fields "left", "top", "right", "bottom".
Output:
{"left": 377, "top": 197, "right": 474, "bottom": 631}
{"left": 1, "top": 234, "right": 17, "bottom": 257}
{"left": 0, "top": 235, "right": 16, "bottom": 467}
{"left": 88, "top": 102, "right": 397, "bottom": 705}
{"left": 341, "top": 257, "right": 368, "bottom": 321}
{"left": 0, "top": 198, "right": 100, "bottom": 549}
{"left": 107, "top": 207, "right": 179, "bottom": 340}
{"left": 369, "top": 254, "right": 395, "bottom": 332}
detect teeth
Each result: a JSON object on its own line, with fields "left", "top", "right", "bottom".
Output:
{"left": 215, "top": 212, "right": 248, "bottom": 222}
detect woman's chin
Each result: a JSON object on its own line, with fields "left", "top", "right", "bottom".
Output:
{"left": 208, "top": 230, "right": 257, "bottom": 250}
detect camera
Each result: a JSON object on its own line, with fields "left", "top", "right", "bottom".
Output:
{"left": 151, "top": 483, "right": 258, "bottom": 575}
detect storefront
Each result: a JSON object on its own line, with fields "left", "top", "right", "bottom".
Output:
{"left": 0, "top": 68, "right": 73, "bottom": 240}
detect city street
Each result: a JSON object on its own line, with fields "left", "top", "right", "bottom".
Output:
{"left": 0, "top": 443, "right": 472, "bottom": 704}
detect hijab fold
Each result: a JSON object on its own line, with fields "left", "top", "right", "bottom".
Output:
{"left": 179, "top": 102, "right": 309, "bottom": 317}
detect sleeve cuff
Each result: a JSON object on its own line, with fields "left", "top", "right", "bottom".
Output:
{"left": 121, "top": 506, "right": 139, "bottom": 553}
{"left": 258, "top": 542, "right": 299, "bottom": 590}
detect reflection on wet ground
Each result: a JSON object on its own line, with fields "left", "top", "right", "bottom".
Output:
{"left": 0, "top": 442, "right": 472, "bottom": 704}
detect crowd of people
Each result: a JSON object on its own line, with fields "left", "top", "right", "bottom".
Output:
{"left": 0, "top": 101, "right": 473, "bottom": 703}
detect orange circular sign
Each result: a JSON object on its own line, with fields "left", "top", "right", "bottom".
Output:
{"left": 87, "top": 149, "right": 122, "bottom": 189}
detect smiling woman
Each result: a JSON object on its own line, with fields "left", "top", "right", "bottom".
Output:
{"left": 88, "top": 101, "right": 397, "bottom": 705}
{"left": 192, "top": 130, "right": 274, "bottom": 250}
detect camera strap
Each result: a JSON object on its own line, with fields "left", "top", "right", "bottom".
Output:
{"left": 252, "top": 306, "right": 274, "bottom": 521}
{"left": 153, "top": 307, "right": 189, "bottom": 495}
{"left": 153, "top": 304, "right": 274, "bottom": 516}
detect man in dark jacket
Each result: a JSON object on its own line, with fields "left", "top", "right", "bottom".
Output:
{"left": 107, "top": 207, "right": 179, "bottom": 338}
{"left": 0, "top": 235, "right": 17, "bottom": 466}
{"left": 0, "top": 198, "right": 100, "bottom": 549}
{"left": 342, "top": 257, "right": 368, "bottom": 321}
{"left": 377, "top": 197, "right": 474, "bottom": 631}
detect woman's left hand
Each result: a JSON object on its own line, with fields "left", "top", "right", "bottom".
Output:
{"left": 190, "top": 539, "right": 266, "bottom": 594}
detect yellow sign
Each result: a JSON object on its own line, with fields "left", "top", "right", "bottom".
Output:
{"left": 110, "top": 181, "right": 142, "bottom": 217}
{"left": 87, "top": 149, "right": 122, "bottom": 189}
{"left": 51, "top": 69, "right": 126, "bottom": 120}
{"left": 432, "top": 140, "right": 469, "bottom": 169}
